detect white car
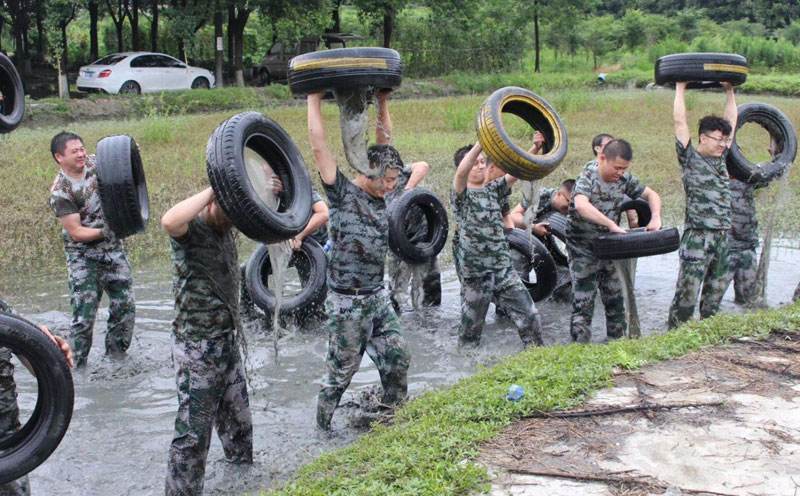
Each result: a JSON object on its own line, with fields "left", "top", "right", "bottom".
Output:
{"left": 76, "top": 52, "right": 215, "bottom": 95}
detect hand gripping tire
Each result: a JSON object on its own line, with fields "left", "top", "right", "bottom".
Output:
{"left": 0, "top": 313, "right": 73, "bottom": 484}
{"left": 288, "top": 47, "right": 402, "bottom": 95}
{"left": 619, "top": 198, "right": 651, "bottom": 228}
{"left": 95, "top": 135, "right": 149, "bottom": 238}
{"left": 506, "top": 228, "right": 558, "bottom": 302}
{"left": 387, "top": 188, "right": 449, "bottom": 264}
{"left": 727, "top": 103, "right": 797, "bottom": 184}
{"left": 477, "top": 86, "right": 568, "bottom": 181}
{"left": 0, "top": 53, "right": 25, "bottom": 133}
{"left": 654, "top": 52, "right": 748, "bottom": 89}
{"left": 245, "top": 238, "right": 328, "bottom": 318}
{"left": 207, "top": 112, "right": 312, "bottom": 243}
{"left": 540, "top": 212, "right": 569, "bottom": 267}
{"left": 593, "top": 227, "right": 680, "bottom": 260}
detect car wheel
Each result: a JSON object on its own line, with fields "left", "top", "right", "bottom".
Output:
{"left": 119, "top": 80, "right": 141, "bottom": 95}
{"left": 191, "top": 77, "right": 210, "bottom": 90}
{"left": 258, "top": 69, "right": 271, "bottom": 87}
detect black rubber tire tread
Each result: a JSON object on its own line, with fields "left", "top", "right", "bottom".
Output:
{"left": 191, "top": 77, "right": 209, "bottom": 89}
{"left": 288, "top": 47, "right": 402, "bottom": 95}
{"left": 0, "top": 53, "right": 25, "bottom": 133}
{"left": 95, "top": 135, "right": 149, "bottom": 238}
{"left": 476, "top": 86, "right": 568, "bottom": 181}
{"left": 245, "top": 238, "right": 327, "bottom": 317}
{"left": 539, "top": 212, "right": 569, "bottom": 267}
{"left": 727, "top": 103, "right": 798, "bottom": 184}
{"left": 619, "top": 198, "right": 651, "bottom": 228}
{"left": 654, "top": 52, "right": 748, "bottom": 89}
{"left": 593, "top": 227, "right": 680, "bottom": 260}
{"left": 206, "top": 111, "right": 312, "bottom": 243}
{"left": 506, "top": 228, "right": 558, "bottom": 302}
{"left": 387, "top": 188, "right": 449, "bottom": 264}
{"left": 0, "top": 313, "right": 73, "bottom": 484}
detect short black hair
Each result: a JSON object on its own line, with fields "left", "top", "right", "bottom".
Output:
{"left": 367, "top": 144, "right": 403, "bottom": 174}
{"left": 453, "top": 145, "right": 472, "bottom": 168}
{"left": 698, "top": 115, "right": 732, "bottom": 137}
{"left": 591, "top": 133, "right": 614, "bottom": 156}
{"left": 51, "top": 131, "right": 83, "bottom": 159}
{"left": 602, "top": 139, "right": 633, "bottom": 162}
{"left": 560, "top": 178, "right": 576, "bottom": 193}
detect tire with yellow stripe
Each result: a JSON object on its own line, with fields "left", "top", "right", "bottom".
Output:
{"left": 476, "top": 86, "right": 568, "bottom": 181}
{"left": 288, "top": 47, "right": 402, "bottom": 95}
{"left": 655, "top": 52, "right": 748, "bottom": 89}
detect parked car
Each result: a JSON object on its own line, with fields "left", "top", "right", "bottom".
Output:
{"left": 256, "top": 33, "right": 362, "bottom": 86}
{"left": 76, "top": 52, "right": 215, "bottom": 95}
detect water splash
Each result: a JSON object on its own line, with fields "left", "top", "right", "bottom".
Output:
{"left": 335, "top": 87, "right": 382, "bottom": 177}
{"left": 267, "top": 241, "right": 292, "bottom": 358}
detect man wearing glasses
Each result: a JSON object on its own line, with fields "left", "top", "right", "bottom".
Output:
{"left": 667, "top": 81, "right": 737, "bottom": 328}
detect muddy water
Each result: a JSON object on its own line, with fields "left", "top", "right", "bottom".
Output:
{"left": 7, "top": 240, "right": 800, "bottom": 495}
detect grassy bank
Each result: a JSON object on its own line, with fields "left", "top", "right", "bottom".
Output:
{"left": 1, "top": 89, "right": 799, "bottom": 286}
{"left": 265, "top": 302, "right": 800, "bottom": 495}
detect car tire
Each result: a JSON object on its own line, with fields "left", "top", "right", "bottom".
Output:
{"left": 477, "top": 86, "right": 568, "bottom": 181}
{"left": 288, "top": 47, "right": 402, "bottom": 95}
{"left": 0, "top": 53, "right": 25, "bottom": 133}
{"left": 119, "top": 80, "right": 141, "bottom": 95}
{"left": 619, "top": 198, "right": 651, "bottom": 228}
{"left": 0, "top": 313, "right": 74, "bottom": 485}
{"left": 387, "top": 188, "right": 449, "bottom": 264}
{"left": 206, "top": 111, "right": 312, "bottom": 243}
{"left": 727, "top": 103, "right": 797, "bottom": 184}
{"left": 593, "top": 227, "right": 680, "bottom": 260}
{"left": 95, "top": 135, "right": 149, "bottom": 238}
{"left": 540, "top": 212, "right": 569, "bottom": 267}
{"left": 258, "top": 69, "right": 271, "bottom": 87}
{"left": 654, "top": 52, "right": 748, "bottom": 89}
{"left": 245, "top": 238, "right": 328, "bottom": 318}
{"left": 506, "top": 228, "right": 558, "bottom": 302}
{"left": 191, "top": 77, "right": 210, "bottom": 89}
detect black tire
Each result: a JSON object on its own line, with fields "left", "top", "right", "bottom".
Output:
{"left": 727, "top": 103, "right": 798, "bottom": 184}
{"left": 245, "top": 238, "right": 327, "bottom": 318}
{"left": 619, "top": 198, "right": 651, "bottom": 228}
{"left": 118, "top": 80, "right": 141, "bottom": 95}
{"left": 288, "top": 47, "right": 402, "bottom": 95}
{"left": 654, "top": 52, "right": 748, "bottom": 89}
{"left": 95, "top": 135, "right": 149, "bottom": 238}
{"left": 540, "top": 212, "right": 569, "bottom": 267}
{"left": 593, "top": 227, "right": 680, "bottom": 260}
{"left": 191, "top": 77, "right": 210, "bottom": 89}
{"left": 0, "top": 313, "right": 73, "bottom": 484}
{"left": 506, "top": 228, "right": 558, "bottom": 302}
{"left": 387, "top": 188, "right": 449, "bottom": 264}
{"left": 206, "top": 111, "right": 312, "bottom": 243}
{"left": 0, "top": 53, "right": 25, "bottom": 133}
{"left": 477, "top": 86, "right": 568, "bottom": 181}
{"left": 258, "top": 69, "right": 271, "bottom": 87}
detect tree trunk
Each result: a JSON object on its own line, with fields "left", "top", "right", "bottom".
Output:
{"left": 331, "top": 1, "right": 341, "bottom": 32}
{"left": 150, "top": 0, "right": 159, "bottom": 51}
{"left": 227, "top": 3, "right": 234, "bottom": 74}
{"left": 534, "top": 0, "right": 540, "bottom": 73}
{"left": 58, "top": 25, "right": 70, "bottom": 99}
{"left": 382, "top": 5, "right": 394, "bottom": 48}
{"left": 89, "top": 1, "right": 99, "bottom": 61}
{"left": 35, "top": 8, "right": 44, "bottom": 62}
{"left": 229, "top": 5, "right": 250, "bottom": 86}
{"left": 177, "top": 39, "right": 185, "bottom": 61}
{"left": 215, "top": 2, "right": 224, "bottom": 87}
{"left": 0, "top": 17, "right": 4, "bottom": 51}
{"left": 131, "top": 0, "right": 140, "bottom": 51}
{"left": 107, "top": 0, "right": 126, "bottom": 52}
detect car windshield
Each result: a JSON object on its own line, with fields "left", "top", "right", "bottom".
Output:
{"left": 93, "top": 54, "right": 127, "bottom": 65}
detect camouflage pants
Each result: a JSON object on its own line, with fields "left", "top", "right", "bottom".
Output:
{"left": 386, "top": 253, "right": 442, "bottom": 313}
{"left": 65, "top": 248, "right": 135, "bottom": 366}
{"left": 667, "top": 229, "right": 729, "bottom": 329}
{"left": 567, "top": 247, "right": 626, "bottom": 343}
{"left": 0, "top": 349, "right": 29, "bottom": 496}
{"left": 317, "top": 290, "right": 410, "bottom": 430}
{"left": 166, "top": 332, "right": 253, "bottom": 496}
{"left": 727, "top": 243, "right": 758, "bottom": 305}
{"left": 459, "top": 266, "right": 543, "bottom": 347}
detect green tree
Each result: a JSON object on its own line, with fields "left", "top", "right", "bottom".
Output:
{"left": 45, "top": 0, "right": 78, "bottom": 98}
{"left": 352, "top": 0, "right": 409, "bottom": 48}
{"left": 581, "top": 15, "right": 619, "bottom": 69}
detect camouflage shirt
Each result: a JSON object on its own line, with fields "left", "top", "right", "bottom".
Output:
{"left": 324, "top": 169, "right": 388, "bottom": 289}
{"left": 452, "top": 177, "right": 512, "bottom": 277}
{"left": 170, "top": 218, "right": 239, "bottom": 341}
{"left": 677, "top": 139, "right": 731, "bottom": 230}
{"left": 521, "top": 186, "right": 557, "bottom": 220}
{"left": 567, "top": 164, "right": 646, "bottom": 246}
{"left": 309, "top": 188, "right": 329, "bottom": 246}
{"left": 48, "top": 155, "right": 122, "bottom": 254}
{"left": 729, "top": 178, "right": 760, "bottom": 247}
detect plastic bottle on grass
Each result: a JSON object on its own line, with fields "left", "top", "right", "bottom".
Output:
{"left": 506, "top": 384, "right": 524, "bottom": 401}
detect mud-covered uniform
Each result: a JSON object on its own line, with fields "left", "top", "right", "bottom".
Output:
{"left": 567, "top": 165, "right": 646, "bottom": 342}
{"left": 667, "top": 140, "right": 731, "bottom": 328}
{"left": 453, "top": 178, "right": 542, "bottom": 346}
{"left": 165, "top": 218, "right": 253, "bottom": 496}
{"left": 48, "top": 155, "right": 135, "bottom": 367}
{"left": 316, "top": 170, "right": 410, "bottom": 430}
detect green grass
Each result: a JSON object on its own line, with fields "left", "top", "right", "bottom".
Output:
{"left": 265, "top": 303, "right": 800, "bottom": 495}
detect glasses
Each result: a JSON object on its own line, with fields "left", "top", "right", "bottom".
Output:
{"left": 702, "top": 134, "right": 732, "bottom": 146}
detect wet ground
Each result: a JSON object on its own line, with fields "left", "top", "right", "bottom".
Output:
{"left": 6, "top": 240, "right": 800, "bottom": 495}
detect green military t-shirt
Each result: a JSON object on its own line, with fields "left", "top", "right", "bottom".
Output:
{"left": 677, "top": 139, "right": 730, "bottom": 230}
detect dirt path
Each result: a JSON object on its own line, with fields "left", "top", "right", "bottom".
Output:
{"left": 479, "top": 332, "right": 800, "bottom": 496}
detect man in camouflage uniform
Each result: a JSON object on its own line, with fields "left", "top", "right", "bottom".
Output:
{"left": 161, "top": 187, "right": 253, "bottom": 495}
{"left": 48, "top": 132, "right": 135, "bottom": 367}
{"left": 567, "top": 139, "right": 662, "bottom": 342}
{"left": 451, "top": 145, "right": 477, "bottom": 284}
{"left": 667, "top": 82, "right": 738, "bottom": 328}
{"left": 385, "top": 160, "right": 442, "bottom": 313}
{"left": 452, "top": 142, "right": 543, "bottom": 347}
{"left": 308, "top": 90, "right": 411, "bottom": 431}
